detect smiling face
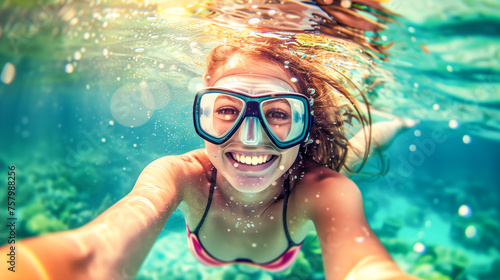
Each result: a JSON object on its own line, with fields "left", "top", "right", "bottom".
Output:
{"left": 204, "top": 59, "right": 302, "bottom": 193}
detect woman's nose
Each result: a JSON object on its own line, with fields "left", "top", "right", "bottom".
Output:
{"left": 238, "top": 116, "right": 264, "bottom": 145}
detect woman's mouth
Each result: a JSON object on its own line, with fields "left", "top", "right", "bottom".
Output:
{"left": 226, "top": 152, "right": 278, "bottom": 172}
{"left": 229, "top": 153, "right": 275, "bottom": 166}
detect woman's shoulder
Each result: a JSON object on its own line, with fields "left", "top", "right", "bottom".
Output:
{"left": 291, "top": 159, "right": 362, "bottom": 218}
{"left": 296, "top": 158, "right": 354, "bottom": 188}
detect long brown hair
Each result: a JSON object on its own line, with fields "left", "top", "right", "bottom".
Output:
{"left": 203, "top": 37, "right": 372, "bottom": 173}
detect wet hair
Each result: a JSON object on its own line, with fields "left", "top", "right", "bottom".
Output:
{"left": 203, "top": 38, "right": 372, "bottom": 173}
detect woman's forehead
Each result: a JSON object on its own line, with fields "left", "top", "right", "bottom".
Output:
{"left": 213, "top": 74, "right": 295, "bottom": 94}
{"left": 207, "top": 55, "right": 299, "bottom": 91}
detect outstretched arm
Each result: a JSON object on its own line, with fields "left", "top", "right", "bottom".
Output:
{"left": 302, "top": 169, "right": 420, "bottom": 280}
{"left": 0, "top": 154, "right": 197, "bottom": 280}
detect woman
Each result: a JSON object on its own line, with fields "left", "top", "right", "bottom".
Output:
{"left": 1, "top": 38, "right": 418, "bottom": 280}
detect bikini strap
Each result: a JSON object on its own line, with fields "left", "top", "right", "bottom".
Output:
{"left": 282, "top": 175, "right": 297, "bottom": 246}
{"left": 193, "top": 168, "right": 217, "bottom": 234}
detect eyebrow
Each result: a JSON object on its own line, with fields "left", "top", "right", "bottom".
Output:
{"left": 262, "top": 99, "right": 290, "bottom": 106}
{"left": 214, "top": 95, "right": 242, "bottom": 104}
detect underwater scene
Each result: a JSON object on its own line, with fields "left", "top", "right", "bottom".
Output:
{"left": 0, "top": 0, "right": 499, "bottom": 279}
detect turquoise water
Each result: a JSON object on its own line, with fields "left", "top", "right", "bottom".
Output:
{"left": 1, "top": 0, "right": 499, "bottom": 279}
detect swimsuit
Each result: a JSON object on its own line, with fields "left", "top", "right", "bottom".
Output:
{"left": 186, "top": 168, "right": 304, "bottom": 272}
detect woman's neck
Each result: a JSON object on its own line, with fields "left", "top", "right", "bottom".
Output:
{"left": 215, "top": 172, "right": 288, "bottom": 213}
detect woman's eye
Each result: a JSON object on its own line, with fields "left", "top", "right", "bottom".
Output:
{"left": 215, "top": 107, "right": 240, "bottom": 121}
{"left": 266, "top": 110, "right": 290, "bottom": 120}
{"left": 216, "top": 108, "right": 239, "bottom": 115}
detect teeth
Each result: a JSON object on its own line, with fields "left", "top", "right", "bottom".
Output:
{"left": 232, "top": 153, "right": 273, "bottom": 165}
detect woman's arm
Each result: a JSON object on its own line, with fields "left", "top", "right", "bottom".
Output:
{"left": 0, "top": 153, "right": 201, "bottom": 280}
{"left": 302, "top": 169, "right": 420, "bottom": 280}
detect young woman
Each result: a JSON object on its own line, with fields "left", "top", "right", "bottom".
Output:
{"left": 0, "top": 39, "right": 419, "bottom": 280}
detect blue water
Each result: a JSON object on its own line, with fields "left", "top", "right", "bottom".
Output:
{"left": 1, "top": 0, "right": 499, "bottom": 279}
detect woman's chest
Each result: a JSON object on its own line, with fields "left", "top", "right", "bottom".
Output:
{"left": 183, "top": 197, "right": 299, "bottom": 263}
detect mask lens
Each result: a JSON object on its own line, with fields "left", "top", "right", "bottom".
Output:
{"left": 261, "top": 98, "right": 306, "bottom": 142}
{"left": 199, "top": 93, "right": 244, "bottom": 138}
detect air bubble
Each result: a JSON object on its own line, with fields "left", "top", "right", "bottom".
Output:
{"left": 74, "top": 51, "right": 82, "bottom": 60}
{"left": 355, "top": 236, "right": 364, "bottom": 243}
{"left": 248, "top": 17, "right": 261, "bottom": 25}
{"left": 465, "top": 225, "right": 477, "bottom": 238}
{"left": 340, "top": 0, "right": 352, "bottom": 8}
{"left": 458, "top": 205, "right": 472, "bottom": 217}
{"left": 413, "top": 242, "right": 426, "bottom": 253}
{"left": 1, "top": 62, "right": 16, "bottom": 84}
{"left": 65, "top": 63, "right": 74, "bottom": 73}
{"left": 449, "top": 119, "right": 459, "bottom": 129}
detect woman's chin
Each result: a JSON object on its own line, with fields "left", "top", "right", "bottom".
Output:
{"left": 227, "top": 176, "right": 275, "bottom": 193}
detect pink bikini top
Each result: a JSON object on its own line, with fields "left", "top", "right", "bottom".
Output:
{"left": 186, "top": 169, "right": 303, "bottom": 272}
